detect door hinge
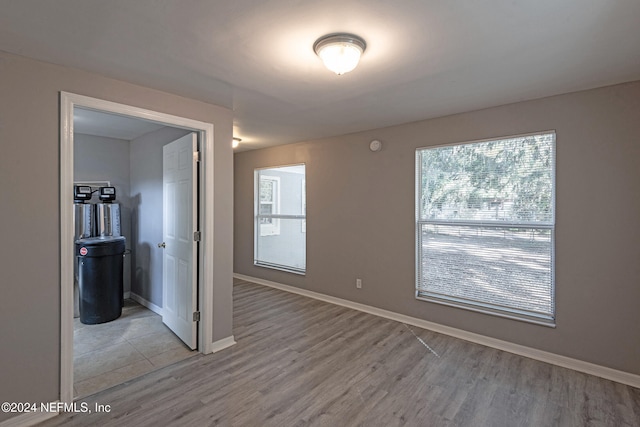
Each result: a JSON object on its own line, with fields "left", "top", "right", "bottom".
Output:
{"left": 193, "top": 230, "right": 201, "bottom": 241}
{"left": 193, "top": 151, "right": 201, "bottom": 162}
{"left": 193, "top": 311, "right": 201, "bottom": 322}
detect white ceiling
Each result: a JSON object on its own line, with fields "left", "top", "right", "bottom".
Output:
{"left": 74, "top": 108, "right": 166, "bottom": 141}
{"left": 2, "top": 1, "right": 640, "bottom": 151}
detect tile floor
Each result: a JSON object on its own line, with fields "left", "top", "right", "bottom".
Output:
{"left": 73, "top": 299, "right": 196, "bottom": 398}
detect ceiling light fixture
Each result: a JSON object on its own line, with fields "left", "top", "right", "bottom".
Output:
{"left": 232, "top": 137, "right": 241, "bottom": 148}
{"left": 313, "top": 33, "right": 366, "bottom": 75}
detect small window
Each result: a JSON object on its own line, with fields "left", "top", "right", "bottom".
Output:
{"left": 255, "top": 165, "right": 306, "bottom": 274}
{"left": 416, "top": 132, "right": 555, "bottom": 324}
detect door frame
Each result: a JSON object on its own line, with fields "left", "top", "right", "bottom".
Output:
{"left": 60, "top": 92, "right": 215, "bottom": 404}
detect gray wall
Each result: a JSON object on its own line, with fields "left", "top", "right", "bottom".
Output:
{"left": 130, "top": 127, "right": 192, "bottom": 306}
{"left": 0, "top": 50, "right": 233, "bottom": 423}
{"left": 74, "top": 133, "right": 132, "bottom": 294}
{"left": 234, "top": 80, "right": 640, "bottom": 376}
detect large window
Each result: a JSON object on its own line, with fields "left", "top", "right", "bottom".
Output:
{"left": 255, "top": 164, "right": 306, "bottom": 274}
{"left": 416, "top": 132, "right": 555, "bottom": 324}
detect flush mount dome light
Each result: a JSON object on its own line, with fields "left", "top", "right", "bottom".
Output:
{"left": 313, "top": 33, "right": 366, "bottom": 75}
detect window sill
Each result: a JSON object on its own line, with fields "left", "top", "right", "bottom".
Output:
{"left": 415, "top": 293, "right": 556, "bottom": 328}
{"left": 254, "top": 261, "right": 306, "bottom": 276}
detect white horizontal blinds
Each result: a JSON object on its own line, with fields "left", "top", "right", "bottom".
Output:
{"left": 417, "top": 133, "right": 555, "bottom": 323}
{"left": 255, "top": 164, "right": 306, "bottom": 274}
{"left": 420, "top": 225, "right": 553, "bottom": 317}
{"left": 419, "top": 133, "right": 555, "bottom": 223}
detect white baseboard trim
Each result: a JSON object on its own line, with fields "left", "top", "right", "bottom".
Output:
{"left": 0, "top": 406, "right": 58, "bottom": 427}
{"left": 130, "top": 292, "right": 233, "bottom": 355}
{"left": 210, "top": 335, "right": 236, "bottom": 353}
{"left": 123, "top": 291, "right": 131, "bottom": 300}
{"left": 129, "top": 292, "right": 163, "bottom": 316}
{"left": 233, "top": 273, "right": 640, "bottom": 389}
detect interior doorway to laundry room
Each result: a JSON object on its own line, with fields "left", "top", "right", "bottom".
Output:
{"left": 60, "top": 93, "right": 216, "bottom": 402}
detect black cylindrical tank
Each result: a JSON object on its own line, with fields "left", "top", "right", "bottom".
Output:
{"left": 76, "top": 236, "right": 126, "bottom": 324}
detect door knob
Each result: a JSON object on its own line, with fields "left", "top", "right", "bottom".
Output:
{"left": 158, "top": 242, "right": 166, "bottom": 248}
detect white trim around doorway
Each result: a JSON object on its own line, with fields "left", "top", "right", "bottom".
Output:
{"left": 59, "top": 92, "right": 215, "bottom": 405}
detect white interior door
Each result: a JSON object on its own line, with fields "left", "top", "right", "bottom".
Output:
{"left": 162, "top": 133, "right": 198, "bottom": 349}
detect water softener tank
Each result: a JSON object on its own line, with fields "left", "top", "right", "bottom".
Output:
{"left": 76, "top": 186, "right": 126, "bottom": 324}
{"left": 96, "top": 203, "right": 121, "bottom": 237}
{"left": 73, "top": 186, "right": 94, "bottom": 238}
{"left": 96, "top": 186, "right": 121, "bottom": 237}
{"left": 76, "top": 236, "right": 126, "bottom": 324}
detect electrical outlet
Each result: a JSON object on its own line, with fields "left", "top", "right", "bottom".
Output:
{"left": 356, "top": 278, "right": 362, "bottom": 289}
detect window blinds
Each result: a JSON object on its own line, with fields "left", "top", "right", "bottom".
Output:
{"left": 416, "top": 132, "right": 555, "bottom": 323}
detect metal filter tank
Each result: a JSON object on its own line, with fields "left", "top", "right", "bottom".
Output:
{"left": 95, "top": 203, "right": 121, "bottom": 237}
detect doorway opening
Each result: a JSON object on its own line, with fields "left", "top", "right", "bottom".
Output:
{"left": 60, "top": 92, "right": 216, "bottom": 403}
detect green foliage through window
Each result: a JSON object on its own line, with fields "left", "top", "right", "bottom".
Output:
{"left": 419, "top": 133, "right": 554, "bottom": 224}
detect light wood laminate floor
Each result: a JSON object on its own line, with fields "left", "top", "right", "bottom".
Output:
{"left": 42, "top": 279, "right": 640, "bottom": 426}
